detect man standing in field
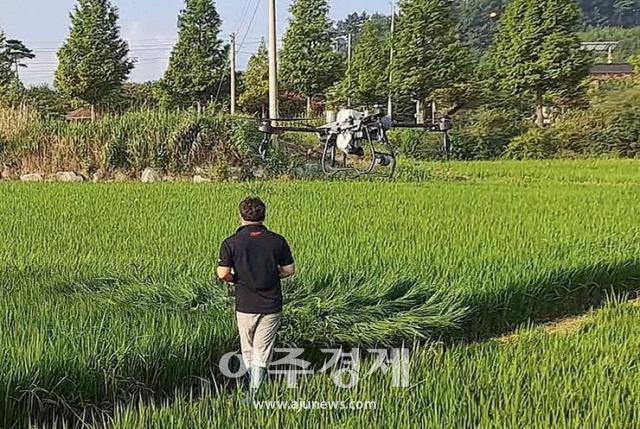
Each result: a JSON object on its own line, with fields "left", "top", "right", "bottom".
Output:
{"left": 217, "top": 197, "right": 296, "bottom": 389}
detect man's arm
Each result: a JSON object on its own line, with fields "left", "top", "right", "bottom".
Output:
{"left": 217, "top": 266, "right": 235, "bottom": 283}
{"left": 279, "top": 263, "right": 296, "bottom": 279}
{"left": 217, "top": 240, "right": 235, "bottom": 283}
{"left": 278, "top": 238, "right": 296, "bottom": 279}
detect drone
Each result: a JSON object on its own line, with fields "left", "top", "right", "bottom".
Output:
{"left": 258, "top": 107, "right": 453, "bottom": 178}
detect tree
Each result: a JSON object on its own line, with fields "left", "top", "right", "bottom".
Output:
{"left": 238, "top": 40, "right": 269, "bottom": 116}
{"left": 333, "top": 12, "right": 369, "bottom": 55}
{"left": 4, "top": 39, "right": 35, "bottom": 79}
{"left": 55, "top": 0, "right": 133, "bottom": 119}
{"left": 162, "top": 0, "right": 227, "bottom": 110}
{"left": 22, "top": 85, "right": 72, "bottom": 118}
{"left": 281, "top": 0, "right": 343, "bottom": 115}
{"left": 0, "top": 32, "right": 13, "bottom": 88}
{"left": 455, "top": 0, "right": 506, "bottom": 52}
{"left": 391, "top": 0, "right": 472, "bottom": 119}
{"left": 332, "top": 20, "right": 390, "bottom": 108}
{"left": 580, "top": 0, "right": 640, "bottom": 28}
{"left": 489, "top": 0, "right": 591, "bottom": 127}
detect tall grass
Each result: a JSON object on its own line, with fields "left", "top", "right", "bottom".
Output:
{"left": 0, "top": 108, "right": 262, "bottom": 176}
{"left": 0, "top": 160, "right": 639, "bottom": 426}
{"left": 112, "top": 300, "right": 640, "bottom": 429}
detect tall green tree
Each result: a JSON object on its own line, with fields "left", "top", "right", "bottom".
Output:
{"left": 332, "top": 20, "right": 390, "bottom": 107}
{"left": 391, "top": 0, "right": 472, "bottom": 119}
{"left": 0, "top": 32, "right": 14, "bottom": 88}
{"left": 455, "top": 0, "right": 506, "bottom": 52}
{"left": 55, "top": 0, "right": 133, "bottom": 119}
{"left": 333, "top": 12, "right": 369, "bottom": 56}
{"left": 238, "top": 40, "right": 269, "bottom": 116}
{"left": 162, "top": 0, "right": 227, "bottom": 110}
{"left": 489, "top": 0, "right": 591, "bottom": 127}
{"left": 281, "top": 0, "right": 343, "bottom": 115}
{"left": 4, "top": 39, "right": 35, "bottom": 79}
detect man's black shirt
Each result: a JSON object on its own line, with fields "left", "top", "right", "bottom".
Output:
{"left": 219, "top": 224, "right": 294, "bottom": 314}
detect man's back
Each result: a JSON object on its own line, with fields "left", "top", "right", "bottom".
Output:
{"left": 219, "top": 224, "right": 294, "bottom": 314}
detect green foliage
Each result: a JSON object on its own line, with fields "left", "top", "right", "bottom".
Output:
{"left": 331, "top": 20, "right": 390, "bottom": 108}
{"left": 22, "top": 85, "right": 72, "bottom": 118}
{"left": 114, "top": 82, "right": 162, "bottom": 111}
{"left": 580, "top": 0, "right": 640, "bottom": 28}
{"left": 113, "top": 302, "right": 640, "bottom": 428}
{"left": 0, "top": 32, "right": 14, "bottom": 88}
{"left": 455, "top": 0, "right": 506, "bottom": 52}
{"left": 504, "top": 127, "right": 560, "bottom": 159}
{"left": 631, "top": 54, "right": 640, "bottom": 72}
{"left": 451, "top": 108, "right": 528, "bottom": 159}
{"left": 555, "top": 85, "right": 640, "bottom": 156}
{"left": 508, "top": 84, "right": 640, "bottom": 158}
{"left": 281, "top": 0, "right": 343, "bottom": 105}
{"left": 392, "top": 108, "right": 526, "bottom": 160}
{"left": 55, "top": 0, "right": 133, "bottom": 109}
{"left": 580, "top": 27, "right": 640, "bottom": 62}
{"left": 391, "top": 0, "right": 472, "bottom": 113}
{"left": 3, "top": 38, "right": 35, "bottom": 77}
{"left": 332, "top": 12, "right": 370, "bottom": 55}
{"left": 488, "top": 0, "right": 592, "bottom": 125}
{"left": 0, "top": 76, "right": 25, "bottom": 108}
{"left": 162, "top": 0, "right": 227, "bottom": 108}
{"left": 238, "top": 41, "right": 268, "bottom": 116}
{"left": 0, "top": 109, "right": 267, "bottom": 175}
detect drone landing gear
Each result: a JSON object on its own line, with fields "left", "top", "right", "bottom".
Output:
{"left": 320, "top": 126, "right": 396, "bottom": 179}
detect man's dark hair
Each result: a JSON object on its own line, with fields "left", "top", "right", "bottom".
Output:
{"left": 240, "top": 197, "right": 266, "bottom": 222}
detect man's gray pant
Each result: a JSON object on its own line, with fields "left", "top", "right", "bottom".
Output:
{"left": 236, "top": 311, "right": 281, "bottom": 371}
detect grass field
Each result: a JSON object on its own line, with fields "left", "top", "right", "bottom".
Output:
{"left": 112, "top": 299, "right": 640, "bottom": 429}
{"left": 1, "top": 160, "right": 639, "bottom": 427}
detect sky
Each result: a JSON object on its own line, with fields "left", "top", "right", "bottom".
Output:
{"left": 0, "top": 0, "right": 392, "bottom": 87}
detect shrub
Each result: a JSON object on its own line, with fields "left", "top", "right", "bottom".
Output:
{"left": 504, "top": 127, "right": 559, "bottom": 160}
{"left": 451, "top": 108, "right": 527, "bottom": 160}
{"left": 391, "top": 108, "right": 526, "bottom": 161}
{"left": 553, "top": 86, "right": 640, "bottom": 157}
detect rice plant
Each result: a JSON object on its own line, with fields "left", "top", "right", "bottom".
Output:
{"left": 0, "top": 160, "right": 638, "bottom": 427}
{"left": 112, "top": 301, "right": 640, "bottom": 429}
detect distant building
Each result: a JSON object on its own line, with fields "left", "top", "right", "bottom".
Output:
{"left": 589, "top": 63, "right": 635, "bottom": 79}
{"left": 580, "top": 41, "right": 619, "bottom": 64}
{"left": 65, "top": 107, "right": 94, "bottom": 122}
{"left": 580, "top": 41, "right": 635, "bottom": 80}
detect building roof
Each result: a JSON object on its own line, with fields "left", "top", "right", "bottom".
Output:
{"left": 65, "top": 107, "right": 93, "bottom": 121}
{"left": 581, "top": 41, "right": 619, "bottom": 52}
{"left": 589, "top": 63, "right": 635, "bottom": 75}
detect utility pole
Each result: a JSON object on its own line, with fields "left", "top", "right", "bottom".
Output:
{"left": 347, "top": 33, "right": 353, "bottom": 108}
{"left": 268, "top": 0, "right": 279, "bottom": 120}
{"left": 230, "top": 33, "right": 237, "bottom": 115}
{"left": 387, "top": 2, "right": 396, "bottom": 118}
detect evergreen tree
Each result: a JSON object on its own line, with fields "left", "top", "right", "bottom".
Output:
{"left": 162, "top": 0, "right": 227, "bottom": 110}
{"left": 0, "top": 32, "right": 14, "bottom": 88}
{"left": 333, "top": 20, "right": 390, "bottom": 107}
{"left": 281, "top": 0, "right": 343, "bottom": 115}
{"left": 4, "top": 39, "right": 35, "bottom": 79}
{"left": 55, "top": 0, "right": 133, "bottom": 118}
{"left": 489, "top": 0, "right": 591, "bottom": 127}
{"left": 238, "top": 41, "right": 269, "bottom": 116}
{"left": 455, "top": 0, "right": 506, "bottom": 52}
{"left": 333, "top": 12, "right": 369, "bottom": 55}
{"left": 391, "top": 0, "right": 472, "bottom": 119}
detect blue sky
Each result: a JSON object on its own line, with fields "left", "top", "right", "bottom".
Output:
{"left": 0, "top": 0, "right": 392, "bottom": 86}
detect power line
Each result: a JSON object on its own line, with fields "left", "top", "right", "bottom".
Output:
{"left": 238, "top": 0, "right": 262, "bottom": 53}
